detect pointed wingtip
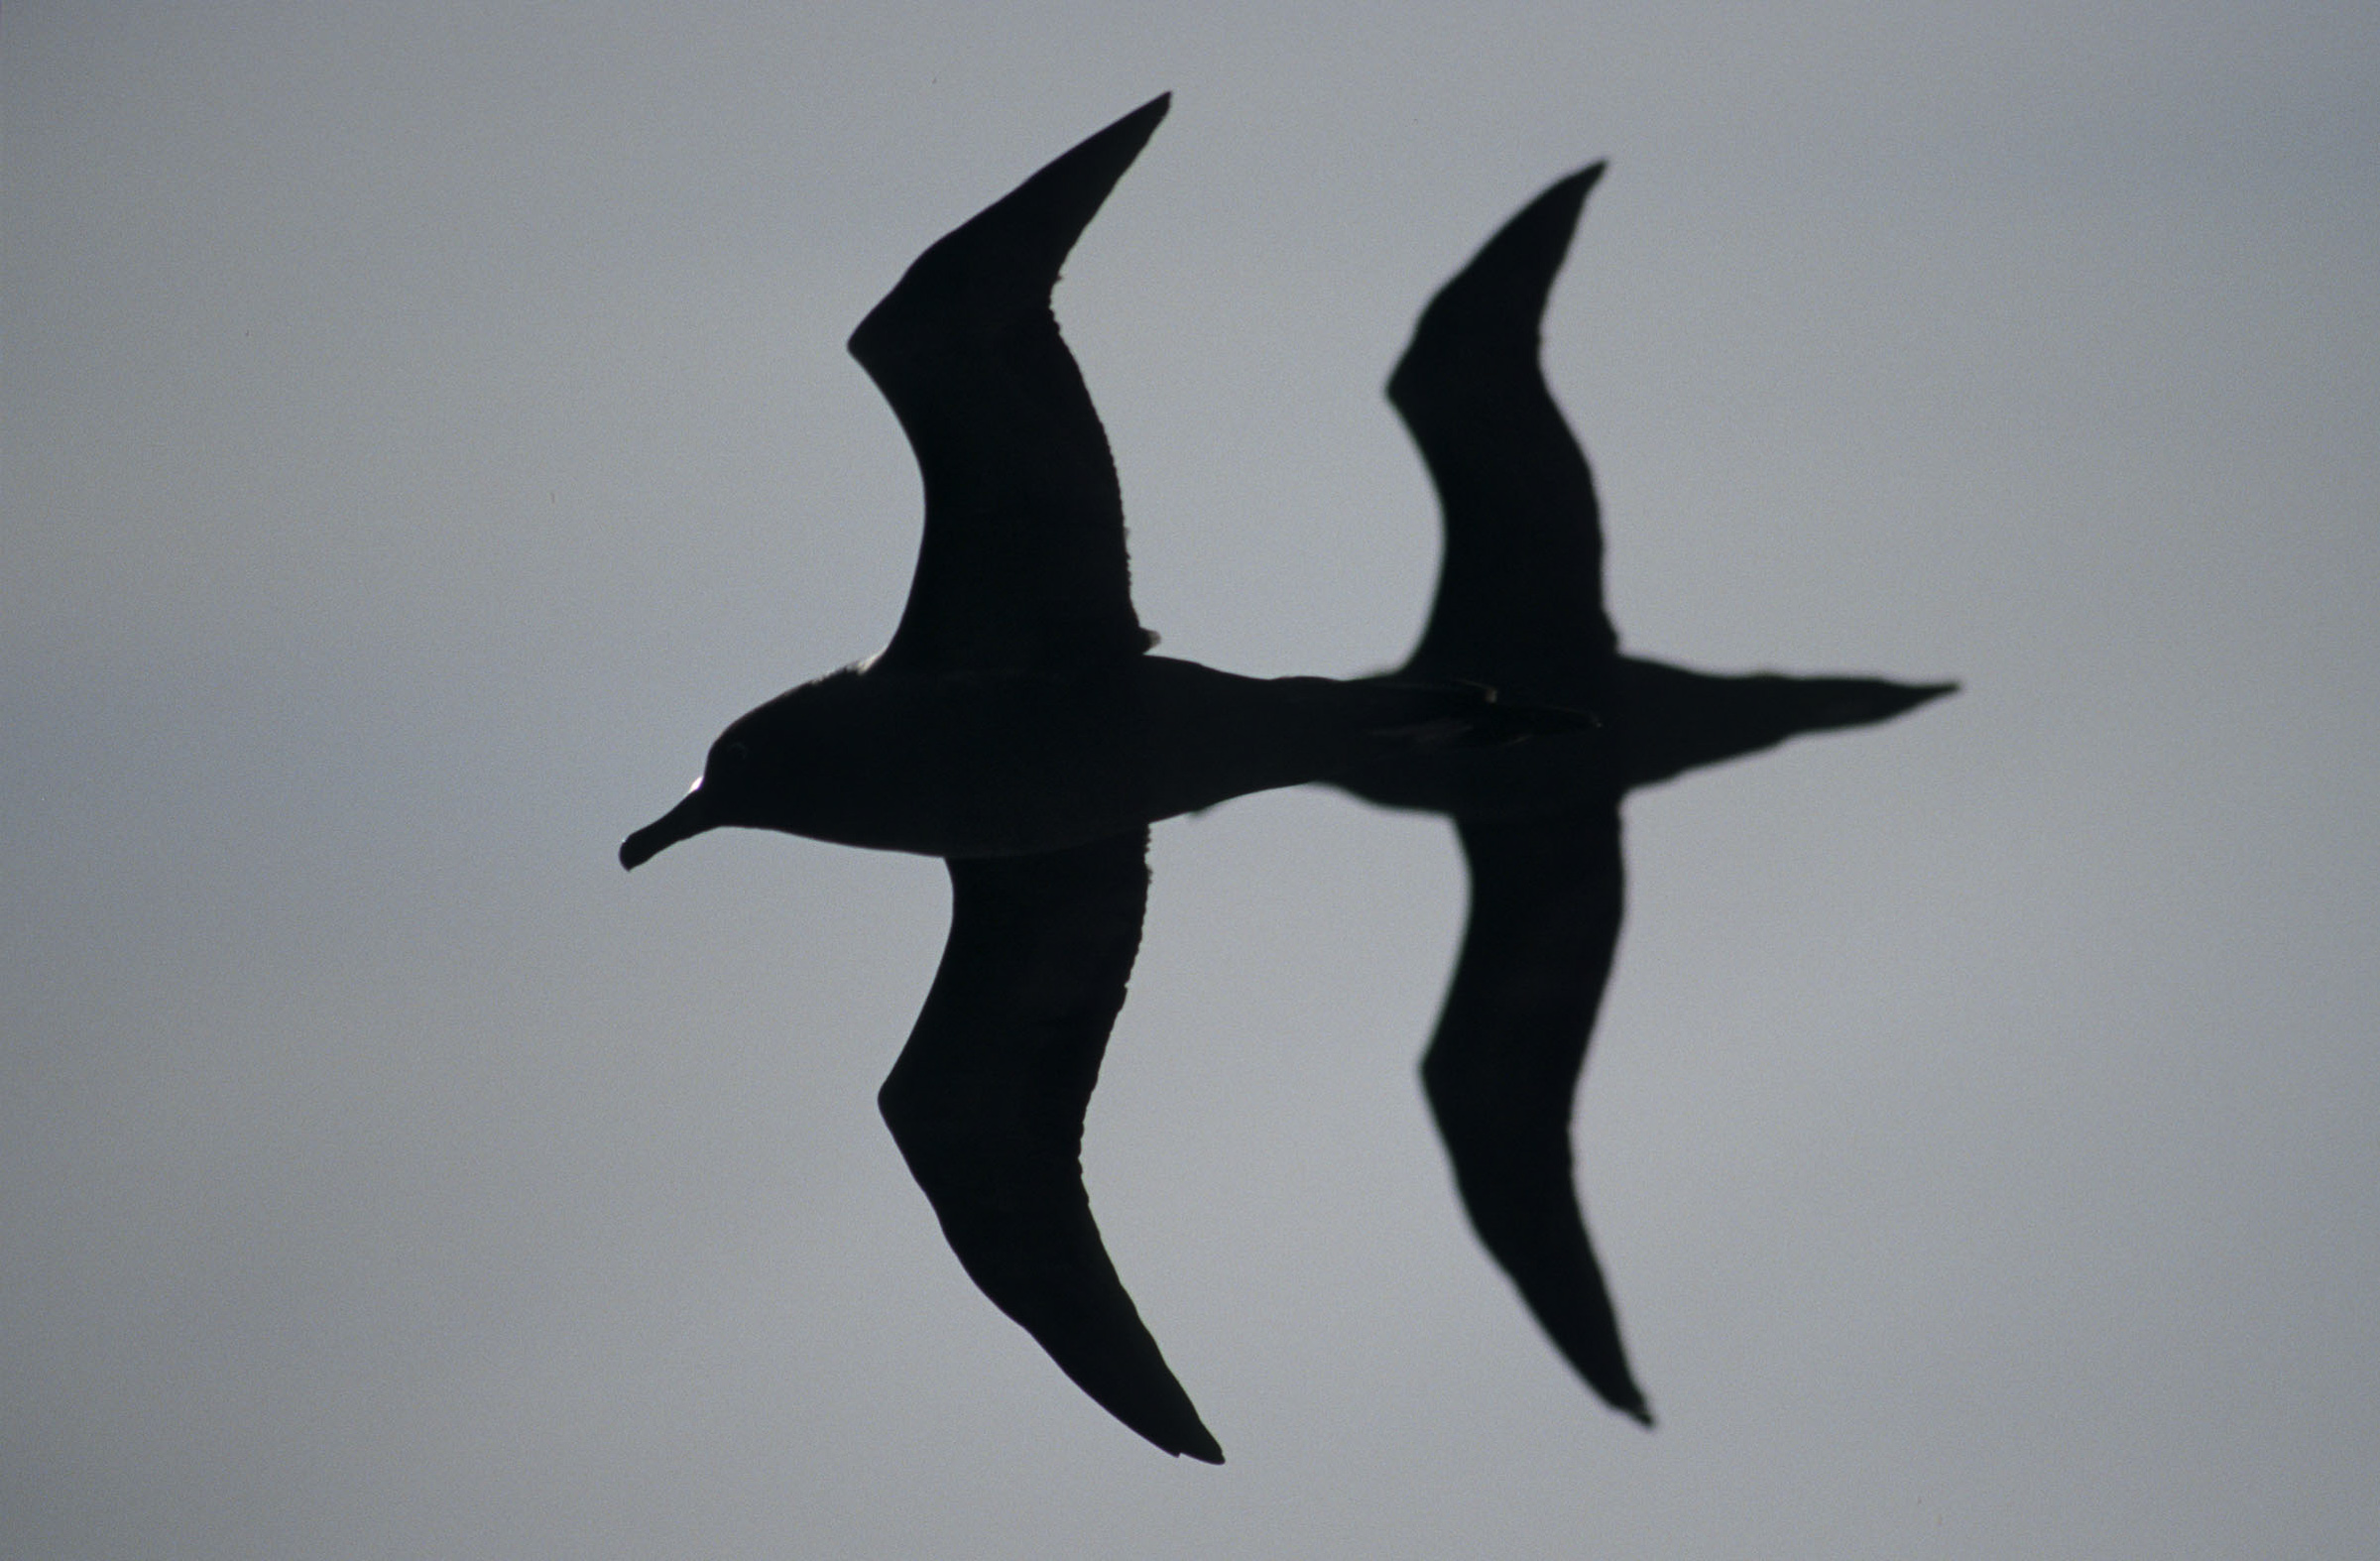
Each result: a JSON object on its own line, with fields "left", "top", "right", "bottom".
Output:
{"left": 1065, "top": 92, "right": 1171, "bottom": 182}
{"left": 1122, "top": 89, "right": 1172, "bottom": 132}
{"left": 1177, "top": 1427, "right": 1226, "bottom": 1464}
{"left": 1489, "top": 160, "right": 1607, "bottom": 262}
{"left": 1467, "top": 163, "right": 1606, "bottom": 273}
{"left": 849, "top": 93, "right": 1174, "bottom": 366}
{"left": 1389, "top": 157, "right": 1609, "bottom": 405}
{"left": 1543, "top": 160, "right": 1607, "bottom": 210}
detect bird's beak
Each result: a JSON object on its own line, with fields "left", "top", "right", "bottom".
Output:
{"left": 620, "top": 788, "right": 714, "bottom": 870}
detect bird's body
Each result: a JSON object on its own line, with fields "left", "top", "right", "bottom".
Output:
{"left": 1335, "top": 165, "right": 1955, "bottom": 1427}
{"left": 630, "top": 655, "right": 1551, "bottom": 863}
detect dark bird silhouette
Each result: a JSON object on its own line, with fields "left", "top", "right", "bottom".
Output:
{"left": 1335, "top": 165, "right": 1957, "bottom": 1426}
{"left": 619, "top": 96, "right": 1585, "bottom": 1464}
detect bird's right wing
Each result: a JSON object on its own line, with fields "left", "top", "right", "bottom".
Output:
{"left": 878, "top": 827, "right": 1223, "bottom": 1462}
{"left": 1391, "top": 167, "right": 1618, "bottom": 693}
{"left": 848, "top": 96, "right": 1166, "bottom": 675}
{"left": 1423, "top": 804, "right": 1650, "bottom": 1423}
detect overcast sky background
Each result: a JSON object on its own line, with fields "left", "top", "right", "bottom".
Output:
{"left": 7, "top": 3, "right": 2377, "bottom": 1556}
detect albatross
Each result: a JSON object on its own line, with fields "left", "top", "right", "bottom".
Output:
{"left": 619, "top": 95, "right": 1583, "bottom": 1464}
{"left": 1335, "top": 165, "right": 1958, "bottom": 1426}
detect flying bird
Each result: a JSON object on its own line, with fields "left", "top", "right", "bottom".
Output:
{"left": 619, "top": 96, "right": 1584, "bottom": 1464}
{"left": 1335, "top": 165, "right": 1957, "bottom": 1426}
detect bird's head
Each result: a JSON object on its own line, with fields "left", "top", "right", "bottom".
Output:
{"left": 618, "top": 708, "right": 783, "bottom": 870}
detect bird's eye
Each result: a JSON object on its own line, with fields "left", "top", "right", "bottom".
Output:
{"left": 718, "top": 741, "right": 751, "bottom": 769}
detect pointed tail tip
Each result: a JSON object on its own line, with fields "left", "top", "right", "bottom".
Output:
{"left": 1905, "top": 678, "right": 1961, "bottom": 713}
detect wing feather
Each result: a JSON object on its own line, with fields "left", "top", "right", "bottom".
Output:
{"left": 849, "top": 96, "right": 1167, "bottom": 673}
{"left": 1423, "top": 805, "right": 1649, "bottom": 1423}
{"left": 1392, "top": 167, "right": 1616, "bottom": 696}
{"left": 878, "top": 827, "right": 1223, "bottom": 1461}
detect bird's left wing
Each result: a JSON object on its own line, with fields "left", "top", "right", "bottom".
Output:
{"left": 848, "top": 96, "right": 1167, "bottom": 674}
{"left": 878, "top": 827, "right": 1223, "bottom": 1462}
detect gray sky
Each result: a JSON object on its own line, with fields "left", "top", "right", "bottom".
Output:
{"left": 6, "top": 3, "right": 2376, "bottom": 1556}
